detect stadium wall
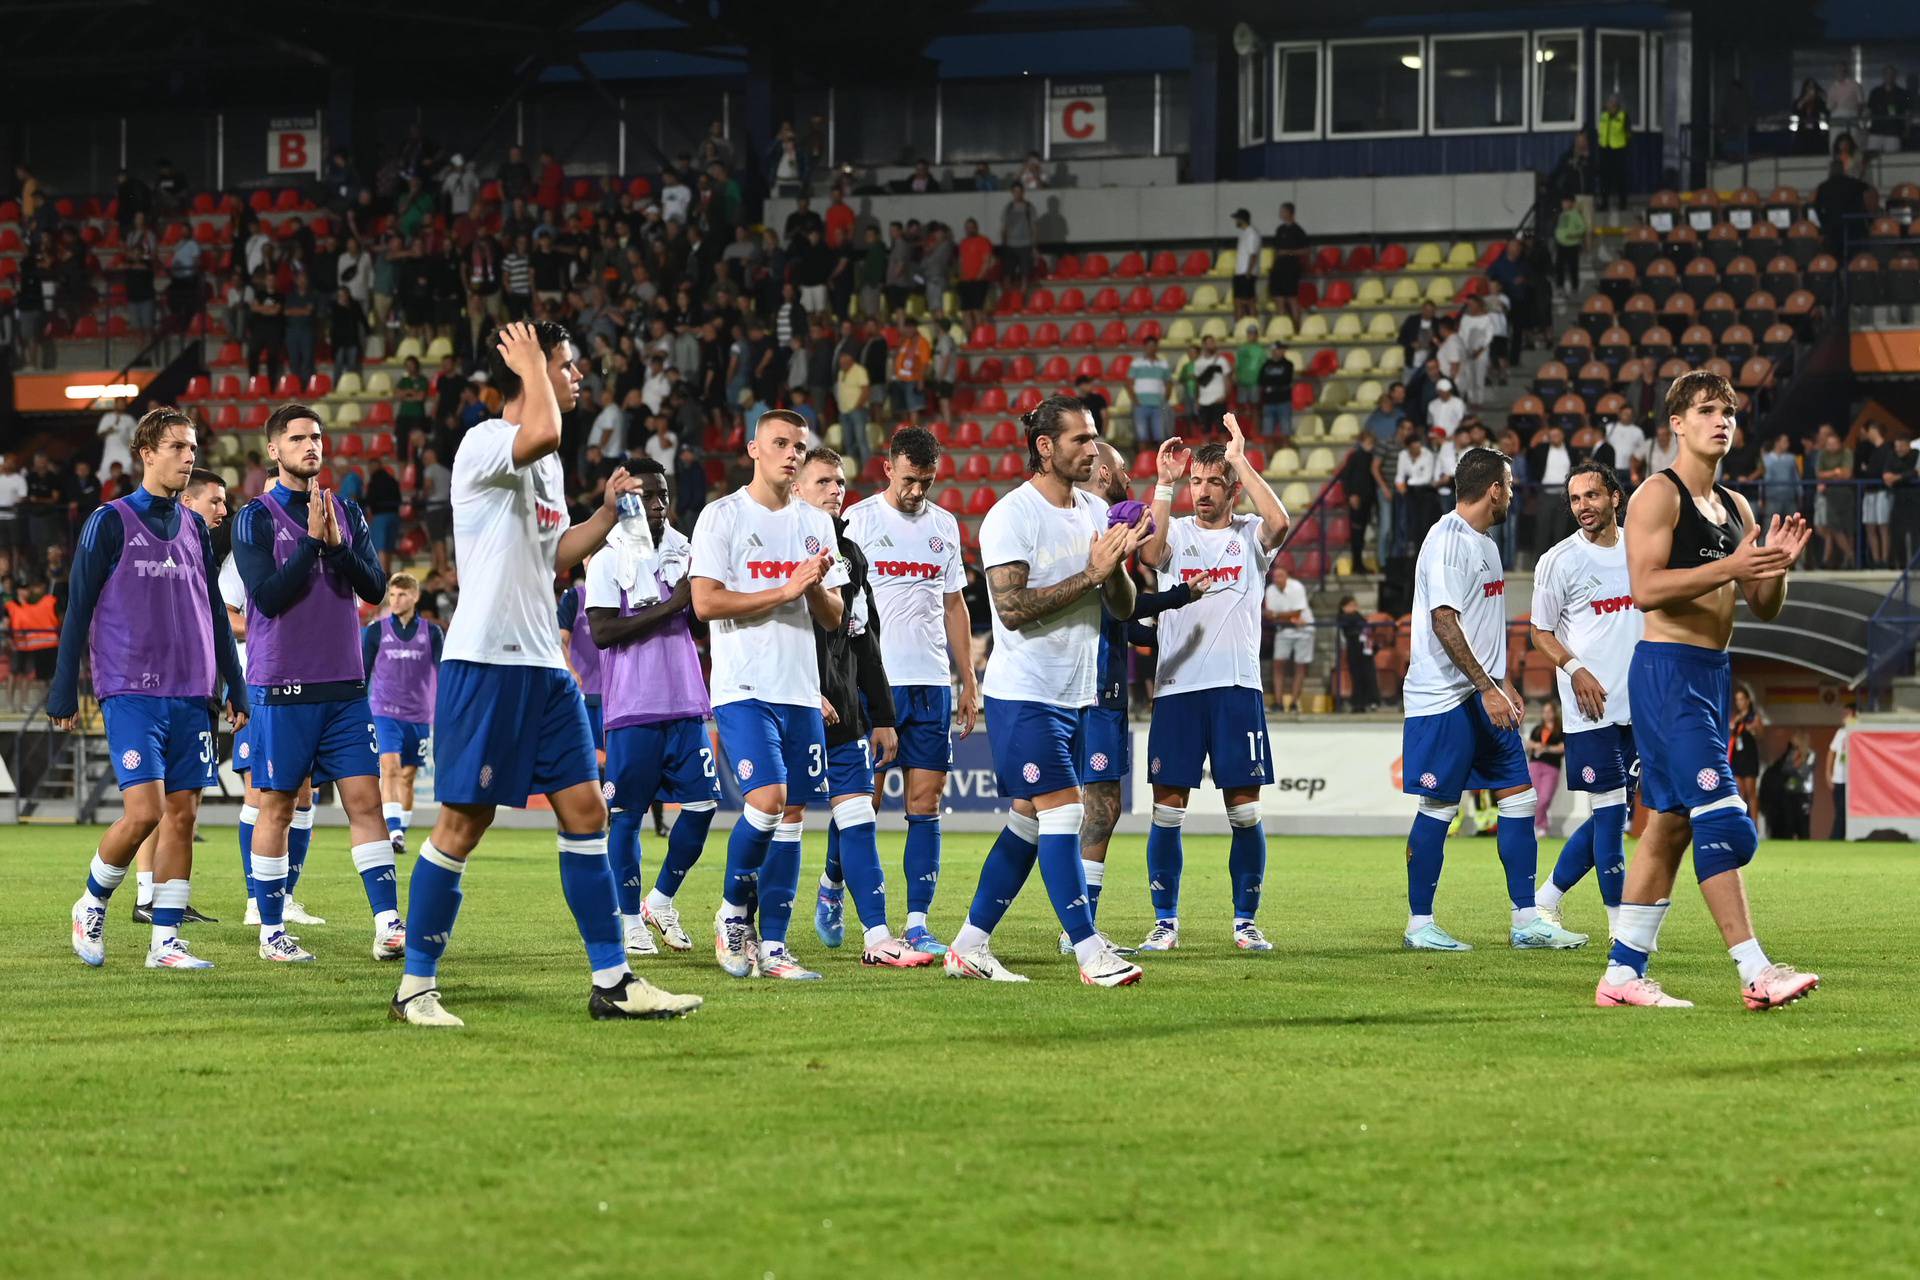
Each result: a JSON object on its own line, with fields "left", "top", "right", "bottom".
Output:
{"left": 765, "top": 171, "right": 1537, "bottom": 246}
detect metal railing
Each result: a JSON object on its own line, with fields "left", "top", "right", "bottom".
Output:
{"left": 1864, "top": 543, "right": 1920, "bottom": 709}
{"left": 9, "top": 678, "right": 92, "bottom": 823}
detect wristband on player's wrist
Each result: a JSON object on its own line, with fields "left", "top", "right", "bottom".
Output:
{"left": 1563, "top": 658, "right": 1587, "bottom": 677}
{"left": 1153, "top": 485, "right": 1175, "bottom": 503}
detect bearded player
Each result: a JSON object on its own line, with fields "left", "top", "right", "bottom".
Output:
{"left": 1528, "top": 462, "right": 1640, "bottom": 937}
{"left": 1595, "top": 371, "right": 1818, "bottom": 1010}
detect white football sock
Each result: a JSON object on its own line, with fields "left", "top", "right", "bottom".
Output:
{"left": 136, "top": 871, "right": 155, "bottom": 906}
{"left": 906, "top": 910, "right": 928, "bottom": 931}
{"left": 1534, "top": 882, "right": 1565, "bottom": 911}
{"left": 1729, "top": 937, "right": 1771, "bottom": 985}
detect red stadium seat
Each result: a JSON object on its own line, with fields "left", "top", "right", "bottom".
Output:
{"left": 1343, "top": 245, "right": 1376, "bottom": 272}
{"left": 249, "top": 191, "right": 274, "bottom": 212}
{"left": 275, "top": 188, "right": 304, "bottom": 211}
{"left": 213, "top": 404, "right": 240, "bottom": 430}
{"left": 240, "top": 403, "right": 269, "bottom": 430}
{"left": 994, "top": 452, "right": 1024, "bottom": 479}
{"left": 1031, "top": 321, "right": 1061, "bottom": 349}
{"left": 1011, "top": 388, "right": 1042, "bottom": 415}
{"left": 1090, "top": 287, "right": 1122, "bottom": 313}
{"left": 339, "top": 433, "right": 365, "bottom": 458}
{"left": 970, "top": 356, "right": 1003, "bottom": 383}
{"left": 213, "top": 374, "right": 243, "bottom": 400}
{"left": 1094, "top": 320, "right": 1127, "bottom": 348}
{"left": 928, "top": 421, "right": 953, "bottom": 445}
{"left": 1132, "top": 448, "right": 1157, "bottom": 478}
{"left": 274, "top": 374, "right": 304, "bottom": 398}
{"left": 1307, "top": 349, "right": 1339, "bottom": 378}
{"left": 976, "top": 388, "right": 1008, "bottom": 414}
{"left": 1040, "top": 355, "right": 1071, "bottom": 381}
{"left": 1082, "top": 253, "right": 1111, "bottom": 277}
{"left": 1106, "top": 354, "right": 1133, "bottom": 380}
{"left": 997, "top": 323, "right": 1029, "bottom": 351}
{"left": 1074, "top": 355, "right": 1103, "bottom": 379}
{"left": 969, "top": 323, "right": 996, "bottom": 348}
{"left": 952, "top": 420, "right": 984, "bottom": 448}
{"left": 985, "top": 420, "right": 1018, "bottom": 449}
{"left": 956, "top": 454, "right": 987, "bottom": 481}
{"left": 1314, "top": 245, "right": 1342, "bottom": 272}
{"left": 1148, "top": 251, "right": 1178, "bottom": 276}
{"left": 365, "top": 401, "right": 395, "bottom": 427}
{"left": 995, "top": 288, "right": 1025, "bottom": 315}
{"left": 1156, "top": 284, "right": 1188, "bottom": 312}
{"left": 1320, "top": 280, "right": 1354, "bottom": 308}
{"left": 306, "top": 372, "right": 333, "bottom": 397}
{"left": 1123, "top": 285, "right": 1153, "bottom": 312}
{"left": 937, "top": 486, "right": 965, "bottom": 512}
{"left": 1009, "top": 355, "right": 1037, "bottom": 381}
{"left": 184, "top": 375, "right": 212, "bottom": 401}
{"left": 1025, "top": 288, "right": 1055, "bottom": 316}
{"left": 934, "top": 453, "right": 958, "bottom": 481}
{"left": 1052, "top": 255, "right": 1081, "bottom": 279}
{"left": 863, "top": 455, "right": 889, "bottom": 483}
{"left": 1056, "top": 287, "right": 1086, "bottom": 312}
{"left": 1291, "top": 382, "right": 1317, "bottom": 411}
{"left": 1180, "top": 249, "right": 1212, "bottom": 276}
{"left": 1065, "top": 320, "right": 1097, "bottom": 347}
{"left": 369, "top": 433, "right": 395, "bottom": 459}
{"left": 245, "top": 374, "right": 271, "bottom": 399}
{"left": 967, "top": 485, "right": 996, "bottom": 515}
{"left": 1296, "top": 281, "right": 1320, "bottom": 309}
{"left": 71, "top": 316, "right": 100, "bottom": 339}
{"left": 1130, "top": 319, "right": 1163, "bottom": 344}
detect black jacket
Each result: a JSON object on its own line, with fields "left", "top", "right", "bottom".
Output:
{"left": 816, "top": 520, "right": 897, "bottom": 750}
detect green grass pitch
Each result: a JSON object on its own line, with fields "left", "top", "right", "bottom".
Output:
{"left": 3, "top": 824, "right": 1916, "bottom": 1279}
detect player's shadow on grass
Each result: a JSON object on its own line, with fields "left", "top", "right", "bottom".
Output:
{"left": 979, "top": 1007, "right": 1509, "bottom": 1048}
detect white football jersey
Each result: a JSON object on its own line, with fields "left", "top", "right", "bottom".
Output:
{"left": 1403, "top": 510, "right": 1509, "bottom": 718}
{"left": 443, "top": 419, "right": 573, "bottom": 669}
{"left": 217, "top": 553, "right": 248, "bottom": 670}
{"left": 1153, "top": 513, "right": 1273, "bottom": 694}
{"left": 978, "top": 481, "right": 1107, "bottom": 708}
{"left": 1529, "top": 528, "right": 1640, "bottom": 732}
{"left": 690, "top": 487, "right": 848, "bottom": 708}
{"left": 843, "top": 493, "right": 963, "bottom": 687}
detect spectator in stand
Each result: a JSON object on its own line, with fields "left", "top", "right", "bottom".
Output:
{"left": 23, "top": 452, "right": 67, "bottom": 549}
{"left": 854, "top": 224, "right": 888, "bottom": 322}
{"left": 883, "top": 221, "right": 918, "bottom": 315}
{"left": 766, "top": 122, "right": 809, "bottom": 197}
{"left": 1428, "top": 377, "right": 1466, "bottom": 437}
{"left": 1456, "top": 295, "right": 1495, "bottom": 406}
{"left": 96, "top": 399, "right": 135, "bottom": 479}
{"left": 0, "top": 455, "right": 26, "bottom": 555}
{"left": 1525, "top": 701, "right": 1565, "bottom": 838}
{"left": 673, "top": 438, "right": 709, "bottom": 535}
{"left": 929, "top": 317, "right": 959, "bottom": 422}
{"left": 783, "top": 195, "right": 823, "bottom": 247}
{"left": 643, "top": 415, "right": 679, "bottom": 473}
{"left": 1830, "top": 63, "right": 1865, "bottom": 140}
{"left": 1263, "top": 561, "right": 1314, "bottom": 714}
{"left": 241, "top": 451, "right": 268, "bottom": 499}
{"left": 500, "top": 233, "right": 533, "bottom": 319}
{"left": 1760, "top": 432, "right": 1802, "bottom": 527}
{"left": 772, "top": 281, "right": 807, "bottom": 348}
{"left": 1364, "top": 393, "right": 1400, "bottom": 448}
{"left": 1396, "top": 424, "right": 1440, "bottom": 552}
{"left": 365, "top": 456, "right": 402, "bottom": 574}
{"left": 1257, "top": 342, "right": 1294, "bottom": 442}
{"left": 338, "top": 233, "right": 373, "bottom": 313}
{"left": 1888, "top": 432, "right": 1920, "bottom": 564}
{"left": 1434, "top": 318, "right": 1466, "bottom": 391}
{"left": 1075, "top": 375, "right": 1109, "bottom": 435}
{"left": 1646, "top": 417, "right": 1682, "bottom": 477}
{"left": 920, "top": 221, "right": 955, "bottom": 315}
{"left": 1018, "top": 151, "right": 1047, "bottom": 190}
{"left": 1487, "top": 239, "right": 1533, "bottom": 350}
{"left": 1859, "top": 421, "right": 1894, "bottom": 567}
{"left": 1000, "top": 184, "right": 1039, "bottom": 289}
{"left": 6, "top": 575, "right": 59, "bottom": 710}
{"left": 1232, "top": 322, "right": 1266, "bottom": 412}
{"left": 905, "top": 159, "right": 941, "bottom": 194}
{"left": 535, "top": 149, "right": 565, "bottom": 219}
{"left": 1434, "top": 425, "right": 1469, "bottom": 512}
{"left": 243, "top": 266, "right": 285, "bottom": 383}
{"left": 1130, "top": 337, "right": 1173, "bottom": 445}
{"left": 1190, "top": 334, "right": 1231, "bottom": 436}
{"left": 283, "top": 268, "right": 317, "bottom": 383}
{"left": 396, "top": 174, "right": 436, "bottom": 239}
{"left": 1483, "top": 279, "right": 1512, "bottom": 387}
{"left": 955, "top": 217, "right": 996, "bottom": 331}
{"left": 70, "top": 460, "right": 101, "bottom": 524}
{"left": 1597, "top": 94, "right": 1631, "bottom": 210}
{"left": 418, "top": 445, "right": 452, "bottom": 561}
{"left": 440, "top": 153, "right": 480, "bottom": 217}
{"left": 1398, "top": 300, "right": 1439, "bottom": 369}
{"left": 1552, "top": 131, "right": 1597, "bottom": 251}
{"left": 1230, "top": 208, "right": 1263, "bottom": 322}
{"left": 1268, "top": 202, "right": 1308, "bottom": 326}
{"left": 836, "top": 349, "right": 872, "bottom": 468}
{"left": 1722, "top": 422, "right": 1762, "bottom": 490}
{"left": 1867, "top": 65, "right": 1912, "bottom": 152}
{"left": 793, "top": 225, "right": 833, "bottom": 317}
{"left": 1602, "top": 403, "right": 1649, "bottom": 484}
{"left": 1336, "top": 596, "right": 1381, "bottom": 712}
{"left": 806, "top": 323, "right": 838, "bottom": 419}
{"left": 1528, "top": 423, "right": 1580, "bottom": 553}
{"left": 971, "top": 163, "right": 1000, "bottom": 192}
{"left": 121, "top": 214, "right": 156, "bottom": 338}
{"left": 1338, "top": 433, "right": 1378, "bottom": 570}
{"left": 823, "top": 186, "right": 856, "bottom": 249}
{"left": 1552, "top": 195, "right": 1586, "bottom": 292}
{"left": 587, "top": 386, "right": 626, "bottom": 456}
{"left": 396, "top": 354, "right": 431, "bottom": 436}
{"left": 1793, "top": 80, "right": 1829, "bottom": 154}
{"left": 658, "top": 169, "right": 691, "bottom": 225}
{"left": 887, "top": 321, "right": 931, "bottom": 423}
{"left": 1812, "top": 423, "right": 1857, "bottom": 569}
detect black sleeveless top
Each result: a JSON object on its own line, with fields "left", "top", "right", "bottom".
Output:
{"left": 1661, "top": 468, "right": 1744, "bottom": 568}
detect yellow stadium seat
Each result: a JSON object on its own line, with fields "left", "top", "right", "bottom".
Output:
{"left": 1210, "top": 250, "right": 1235, "bottom": 277}
{"left": 1375, "top": 347, "right": 1406, "bottom": 376}
{"left": 918, "top": 324, "right": 939, "bottom": 347}
{"left": 1199, "top": 317, "right": 1231, "bottom": 340}
{"left": 362, "top": 335, "right": 387, "bottom": 363}
{"left": 840, "top": 451, "right": 858, "bottom": 481}
{"left": 333, "top": 370, "right": 363, "bottom": 398}
{"left": 1263, "top": 314, "right": 1295, "bottom": 343}
{"left": 1341, "top": 347, "right": 1374, "bottom": 374}
{"left": 1111, "top": 387, "right": 1133, "bottom": 413}
{"left": 1445, "top": 241, "right": 1479, "bottom": 269}
{"left": 1296, "top": 313, "right": 1329, "bottom": 341}
{"left": 1330, "top": 313, "right": 1365, "bottom": 343}
{"left": 1353, "top": 278, "right": 1387, "bottom": 307}
{"left": 219, "top": 465, "right": 242, "bottom": 489}
{"left": 1304, "top": 447, "right": 1337, "bottom": 474}
{"left": 308, "top": 401, "right": 331, "bottom": 425}
{"left": 1345, "top": 379, "right": 1382, "bottom": 409}
{"left": 905, "top": 293, "right": 928, "bottom": 318}
{"left": 214, "top": 432, "right": 243, "bottom": 461}
{"left": 1328, "top": 413, "right": 1361, "bottom": 443}
{"left": 1164, "top": 317, "right": 1196, "bottom": 346}
{"left": 1411, "top": 242, "right": 1444, "bottom": 269}
{"left": 393, "top": 336, "right": 424, "bottom": 364}
{"left": 1265, "top": 447, "right": 1301, "bottom": 477}
{"left": 333, "top": 400, "right": 363, "bottom": 427}
{"left": 1425, "top": 276, "right": 1455, "bottom": 304}
{"left": 364, "top": 371, "right": 394, "bottom": 398}
{"left": 1389, "top": 276, "right": 1422, "bottom": 305}
{"left": 1281, "top": 482, "right": 1313, "bottom": 509}
{"left": 1291, "top": 412, "right": 1325, "bottom": 441}
{"left": 1259, "top": 247, "right": 1275, "bottom": 273}
{"left": 1187, "top": 284, "right": 1222, "bottom": 313}
{"left": 1334, "top": 552, "right": 1354, "bottom": 576}
{"left": 424, "top": 336, "right": 454, "bottom": 363}
{"left": 1365, "top": 311, "right": 1399, "bottom": 341}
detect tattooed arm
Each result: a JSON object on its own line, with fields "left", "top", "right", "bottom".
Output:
{"left": 1431, "top": 605, "right": 1522, "bottom": 729}
{"left": 986, "top": 559, "right": 1097, "bottom": 630}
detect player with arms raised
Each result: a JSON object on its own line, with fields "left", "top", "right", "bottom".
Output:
{"left": 1596, "top": 371, "right": 1818, "bottom": 1010}
{"left": 1135, "top": 413, "right": 1290, "bottom": 953}
{"left": 1528, "top": 462, "right": 1640, "bottom": 936}
{"left": 52, "top": 408, "right": 247, "bottom": 969}
{"left": 1398, "top": 447, "right": 1588, "bottom": 952}
{"left": 692, "top": 409, "right": 847, "bottom": 980}
{"left": 830, "top": 425, "right": 978, "bottom": 955}
{"left": 390, "top": 321, "right": 701, "bottom": 1025}
{"left": 589, "top": 457, "right": 720, "bottom": 956}
{"left": 945, "top": 396, "right": 1149, "bottom": 986}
